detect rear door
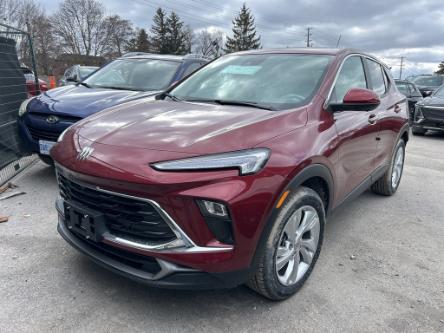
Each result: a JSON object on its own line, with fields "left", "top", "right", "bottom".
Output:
{"left": 331, "top": 55, "right": 379, "bottom": 198}
{"left": 364, "top": 58, "right": 407, "bottom": 169}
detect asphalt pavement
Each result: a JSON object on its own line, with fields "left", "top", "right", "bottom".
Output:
{"left": 1, "top": 133, "right": 443, "bottom": 333}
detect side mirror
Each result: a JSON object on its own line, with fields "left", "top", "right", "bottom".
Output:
{"left": 329, "top": 88, "right": 380, "bottom": 112}
{"left": 422, "top": 90, "right": 433, "bottom": 97}
{"left": 66, "top": 73, "right": 79, "bottom": 82}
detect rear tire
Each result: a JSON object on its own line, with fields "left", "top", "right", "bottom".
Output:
{"left": 247, "top": 187, "right": 325, "bottom": 300}
{"left": 39, "top": 155, "right": 54, "bottom": 167}
{"left": 371, "top": 139, "right": 405, "bottom": 196}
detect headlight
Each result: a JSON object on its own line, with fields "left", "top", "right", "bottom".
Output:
{"left": 151, "top": 148, "right": 270, "bottom": 175}
{"left": 57, "top": 126, "right": 71, "bottom": 142}
{"left": 18, "top": 97, "right": 34, "bottom": 117}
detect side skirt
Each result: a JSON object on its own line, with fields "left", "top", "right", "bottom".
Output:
{"left": 330, "top": 164, "right": 389, "bottom": 215}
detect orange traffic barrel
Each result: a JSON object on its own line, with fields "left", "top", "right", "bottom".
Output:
{"left": 49, "top": 75, "right": 56, "bottom": 89}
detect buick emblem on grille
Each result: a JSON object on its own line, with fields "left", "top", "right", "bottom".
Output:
{"left": 46, "top": 115, "right": 59, "bottom": 124}
{"left": 77, "top": 146, "right": 94, "bottom": 160}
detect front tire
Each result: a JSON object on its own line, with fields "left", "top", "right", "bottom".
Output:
{"left": 39, "top": 155, "right": 54, "bottom": 167}
{"left": 247, "top": 187, "right": 325, "bottom": 300}
{"left": 371, "top": 139, "right": 405, "bottom": 196}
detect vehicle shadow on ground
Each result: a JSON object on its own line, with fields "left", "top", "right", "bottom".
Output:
{"left": 421, "top": 131, "right": 444, "bottom": 140}
{"left": 32, "top": 164, "right": 57, "bottom": 183}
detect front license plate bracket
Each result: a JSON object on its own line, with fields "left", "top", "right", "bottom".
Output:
{"left": 63, "top": 201, "right": 105, "bottom": 242}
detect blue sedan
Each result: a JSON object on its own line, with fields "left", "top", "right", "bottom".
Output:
{"left": 18, "top": 53, "right": 208, "bottom": 164}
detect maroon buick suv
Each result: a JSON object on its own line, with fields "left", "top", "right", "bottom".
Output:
{"left": 52, "top": 48, "right": 409, "bottom": 300}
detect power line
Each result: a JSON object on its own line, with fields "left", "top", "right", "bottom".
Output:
{"left": 133, "top": 0, "right": 326, "bottom": 46}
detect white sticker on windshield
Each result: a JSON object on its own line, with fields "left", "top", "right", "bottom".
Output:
{"left": 221, "top": 65, "right": 261, "bottom": 75}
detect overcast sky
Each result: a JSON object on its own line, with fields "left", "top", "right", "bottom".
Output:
{"left": 39, "top": 0, "right": 444, "bottom": 78}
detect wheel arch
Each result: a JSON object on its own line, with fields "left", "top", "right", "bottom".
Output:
{"left": 248, "top": 163, "right": 334, "bottom": 274}
{"left": 285, "top": 164, "right": 334, "bottom": 215}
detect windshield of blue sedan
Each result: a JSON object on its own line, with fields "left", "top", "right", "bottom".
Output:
{"left": 83, "top": 58, "right": 181, "bottom": 91}
{"left": 170, "top": 54, "right": 333, "bottom": 110}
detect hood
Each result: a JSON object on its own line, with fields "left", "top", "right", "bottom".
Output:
{"left": 420, "top": 95, "right": 444, "bottom": 107}
{"left": 28, "top": 85, "right": 159, "bottom": 118}
{"left": 75, "top": 100, "right": 308, "bottom": 154}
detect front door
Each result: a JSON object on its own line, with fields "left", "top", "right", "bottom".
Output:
{"left": 330, "top": 56, "right": 380, "bottom": 200}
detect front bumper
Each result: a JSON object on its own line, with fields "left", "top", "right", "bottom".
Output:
{"left": 57, "top": 217, "right": 251, "bottom": 289}
{"left": 413, "top": 106, "right": 444, "bottom": 131}
{"left": 18, "top": 114, "right": 73, "bottom": 154}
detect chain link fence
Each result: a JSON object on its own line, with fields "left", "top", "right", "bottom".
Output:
{"left": 0, "top": 22, "right": 39, "bottom": 185}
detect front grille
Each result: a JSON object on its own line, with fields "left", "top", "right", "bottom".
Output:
{"left": 57, "top": 173, "right": 177, "bottom": 244}
{"left": 29, "top": 113, "right": 82, "bottom": 123}
{"left": 422, "top": 107, "right": 444, "bottom": 122}
{"left": 28, "top": 125, "right": 60, "bottom": 141}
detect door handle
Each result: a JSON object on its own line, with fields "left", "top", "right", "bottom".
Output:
{"left": 394, "top": 104, "right": 402, "bottom": 113}
{"left": 368, "top": 113, "right": 377, "bottom": 125}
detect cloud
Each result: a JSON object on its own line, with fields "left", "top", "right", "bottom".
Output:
{"left": 41, "top": 0, "right": 443, "bottom": 77}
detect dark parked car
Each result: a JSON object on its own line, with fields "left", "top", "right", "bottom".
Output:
{"left": 59, "top": 65, "right": 99, "bottom": 86}
{"left": 412, "top": 84, "right": 444, "bottom": 135}
{"left": 51, "top": 48, "right": 409, "bottom": 300}
{"left": 18, "top": 53, "right": 209, "bottom": 165}
{"left": 21, "top": 66, "right": 48, "bottom": 97}
{"left": 395, "top": 79, "right": 423, "bottom": 124}
{"left": 410, "top": 74, "right": 444, "bottom": 97}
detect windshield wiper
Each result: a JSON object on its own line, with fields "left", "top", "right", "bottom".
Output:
{"left": 163, "top": 92, "right": 182, "bottom": 102}
{"left": 95, "top": 85, "right": 139, "bottom": 91}
{"left": 77, "top": 82, "right": 91, "bottom": 88}
{"left": 187, "top": 99, "right": 275, "bottom": 111}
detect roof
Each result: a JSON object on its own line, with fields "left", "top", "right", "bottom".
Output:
{"left": 120, "top": 52, "right": 209, "bottom": 61}
{"left": 230, "top": 48, "right": 389, "bottom": 69}
{"left": 231, "top": 48, "right": 358, "bottom": 56}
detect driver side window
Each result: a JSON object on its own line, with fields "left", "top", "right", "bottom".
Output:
{"left": 331, "top": 56, "right": 367, "bottom": 103}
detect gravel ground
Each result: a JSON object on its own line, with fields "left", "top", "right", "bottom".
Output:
{"left": 1, "top": 133, "right": 443, "bottom": 333}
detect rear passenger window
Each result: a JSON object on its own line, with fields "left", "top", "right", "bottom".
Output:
{"left": 331, "top": 56, "right": 367, "bottom": 103}
{"left": 366, "top": 60, "right": 386, "bottom": 96}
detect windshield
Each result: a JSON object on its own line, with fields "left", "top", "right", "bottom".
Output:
{"left": 170, "top": 54, "right": 332, "bottom": 110}
{"left": 396, "top": 82, "right": 410, "bottom": 96}
{"left": 434, "top": 85, "right": 444, "bottom": 98}
{"left": 79, "top": 67, "right": 98, "bottom": 79}
{"left": 83, "top": 58, "right": 181, "bottom": 91}
{"left": 411, "top": 76, "right": 444, "bottom": 87}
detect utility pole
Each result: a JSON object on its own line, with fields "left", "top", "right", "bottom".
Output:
{"left": 399, "top": 57, "right": 405, "bottom": 79}
{"left": 306, "top": 27, "right": 312, "bottom": 47}
{"left": 336, "top": 34, "right": 342, "bottom": 48}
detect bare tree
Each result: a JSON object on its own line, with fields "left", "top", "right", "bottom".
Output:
{"left": 0, "top": 0, "right": 21, "bottom": 27}
{"left": 102, "top": 15, "right": 134, "bottom": 57}
{"left": 194, "top": 30, "right": 223, "bottom": 58}
{"left": 32, "top": 14, "right": 58, "bottom": 74}
{"left": 52, "top": 0, "right": 106, "bottom": 56}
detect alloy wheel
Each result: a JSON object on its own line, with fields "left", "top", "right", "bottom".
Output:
{"left": 391, "top": 145, "right": 404, "bottom": 188}
{"left": 275, "top": 206, "right": 320, "bottom": 286}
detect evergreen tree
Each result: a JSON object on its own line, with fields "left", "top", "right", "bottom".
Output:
{"left": 436, "top": 61, "right": 444, "bottom": 75}
{"left": 166, "top": 11, "right": 188, "bottom": 54}
{"left": 136, "top": 29, "right": 150, "bottom": 52}
{"left": 125, "top": 28, "right": 150, "bottom": 52}
{"left": 224, "top": 3, "right": 261, "bottom": 53}
{"left": 150, "top": 7, "right": 169, "bottom": 53}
